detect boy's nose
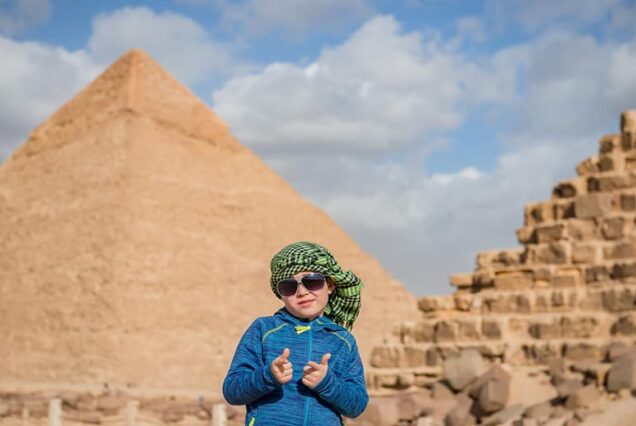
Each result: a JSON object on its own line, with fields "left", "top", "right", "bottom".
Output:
{"left": 296, "top": 284, "right": 309, "bottom": 296}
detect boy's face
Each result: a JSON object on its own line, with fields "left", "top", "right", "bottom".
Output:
{"left": 280, "top": 271, "right": 335, "bottom": 321}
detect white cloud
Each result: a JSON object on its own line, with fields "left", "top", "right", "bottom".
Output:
{"left": 0, "top": 0, "right": 50, "bottom": 34}
{"left": 213, "top": 15, "right": 515, "bottom": 154}
{"left": 0, "top": 37, "right": 99, "bottom": 159}
{"left": 88, "top": 7, "right": 238, "bottom": 86}
{"left": 218, "top": 0, "right": 373, "bottom": 38}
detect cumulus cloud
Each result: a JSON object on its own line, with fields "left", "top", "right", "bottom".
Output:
{"left": 0, "top": 37, "right": 99, "bottom": 159}
{"left": 214, "top": 15, "right": 515, "bottom": 155}
{"left": 0, "top": 0, "right": 50, "bottom": 34}
{"left": 88, "top": 7, "right": 238, "bottom": 86}
{"left": 218, "top": 0, "right": 373, "bottom": 38}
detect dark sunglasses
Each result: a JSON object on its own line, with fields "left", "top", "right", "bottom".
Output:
{"left": 276, "top": 273, "right": 327, "bottom": 297}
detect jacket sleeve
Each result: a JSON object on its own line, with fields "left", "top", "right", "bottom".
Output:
{"left": 311, "top": 336, "right": 369, "bottom": 418}
{"left": 222, "top": 320, "right": 281, "bottom": 405}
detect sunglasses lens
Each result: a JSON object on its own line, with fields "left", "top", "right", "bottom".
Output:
{"left": 301, "top": 273, "right": 326, "bottom": 291}
{"left": 276, "top": 279, "right": 298, "bottom": 297}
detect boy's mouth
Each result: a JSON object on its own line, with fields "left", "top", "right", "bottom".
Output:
{"left": 298, "top": 299, "right": 314, "bottom": 307}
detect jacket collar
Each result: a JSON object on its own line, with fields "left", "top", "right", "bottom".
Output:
{"left": 274, "top": 308, "right": 344, "bottom": 332}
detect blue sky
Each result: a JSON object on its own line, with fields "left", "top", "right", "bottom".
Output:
{"left": 2, "top": 0, "right": 636, "bottom": 295}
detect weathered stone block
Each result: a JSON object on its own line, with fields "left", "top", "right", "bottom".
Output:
{"left": 608, "top": 342, "right": 636, "bottom": 362}
{"left": 604, "top": 240, "right": 636, "bottom": 259}
{"left": 443, "top": 349, "right": 485, "bottom": 391}
{"left": 553, "top": 179, "right": 585, "bottom": 199}
{"left": 611, "top": 315, "right": 636, "bottom": 335}
{"left": 606, "top": 353, "right": 636, "bottom": 392}
{"left": 588, "top": 172, "right": 636, "bottom": 192}
{"left": 458, "top": 320, "right": 480, "bottom": 341}
{"left": 611, "top": 262, "right": 636, "bottom": 280}
{"left": 567, "top": 219, "right": 598, "bottom": 241}
{"left": 400, "top": 322, "right": 435, "bottom": 343}
{"left": 450, "top": 273, "right": 473, "bottom": 289}
{"left": 444, "top": 394, "right": 473, "bottom": 426}
{"left": 585, "top": 265, "right": 610, "bottom": 283}
{"left": 576, "top": 156, "right": 599, "bottom": 176}
{"left": 602, "top": 288, "right": 636, "bottom": 311}
{"left": 561, "top": 316, "right": 598, "bottom": 338}
{"left": 551, "top": 268, "right": 581, "bottom": 287}
{"left": 434, "top": 321, "right": 457, "bottom": 343}
{"left": 477, "top": 249, "right": 522, "bottom": 269}
{"left": 478, "top": 374, "right": 510, "bottom": 414}
{"left": 529, "top": 242, "right": 570, "bottom": 264}
{"left": 556, "top": 378, "right": 583, "bottom": 398}
{"left": 494, "top": 270, "right": 535, "bottom": 290}
{"left": 621, "top": 110, "right": 636, "bottom": 150}
{"left": 565, "top": 385, "right": 601, "bottom": 409}
{"left": 563, "top": 343, "right": 602, "bottom": 361}
{"left": 599, "top": 134, "right": 621, "bottom": 153}
{"left": 524, "top": 202, "right": 554, "bottom": 226}
{"left": 574, "top": 194, "right": 613, "bottom": 218}
{"left": 419, "top": 296, "right": 442, "bottom": 313}
{"left": 516, "top": 226, "right": 536, "bottom": 244}
{"left": 601, "top": 217, "right": 626, "bottom": 240}
{"left": 598, "top": 153, "right": 624, "bottom": 172}
{"left": 536, "top": 223, "right": 567, "bottom": 243}
{"left": 554, "top": 201, "right": 575, "bottom": 220}
{"left": 481, "top": 320, "right": 502, "bottom": 340}
{"left": 572, "top": 243, "right": 599, "bottom": 264}
{"left": 620, "top": 192, "right": 636, "bottom": 211}
{"left": 522, "top": 343, "right": 560, "bottom": 364}
{"left": 523, "top": 401, "right": 552, "bottom": 422}
{"left": 454, "top": 293, "right": 473, "bottom": 311}
{"left": 528, "top": 321, "right": 560, "bottom": 340}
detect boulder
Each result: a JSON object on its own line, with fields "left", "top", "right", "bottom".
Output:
{"left": 565, "top": 385, "right": 601, "bottom": 409}
{"left": 523, "top": 401, "right": 552, "bottom": 422}
{"left": 443, "top": 349, "right": 486, "bottom": 391}
{"left": 444, "top": 394, "right": 474, "bottom": 426}
{"left": 606, "top": 353, "right": 636, "bottom": 392}
{"left": 355, "top": 396, "right": 400, "bottom": 426}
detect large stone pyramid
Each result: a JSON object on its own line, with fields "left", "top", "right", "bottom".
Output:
{"left": 0, "top": 49, "right": 418, "bottom": 395}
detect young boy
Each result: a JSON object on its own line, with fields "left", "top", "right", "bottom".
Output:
{"left": 223, "top": 241, "right": 369, "bottom": 425}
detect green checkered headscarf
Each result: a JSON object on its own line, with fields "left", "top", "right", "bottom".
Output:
{"left": 270, "top": 241, "right": 364, "bottom": 330}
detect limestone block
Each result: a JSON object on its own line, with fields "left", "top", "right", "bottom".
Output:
{"left": 554, "top": 201, "right": 575, "bottom": 220}
{"left": 432, "top": 382, "right": 455, "bottom": 401}
{"left": 572, "top": 243, "right": 599, "bottom": 264}
{"left": 599, "top": 134, "right": 621, "bottom": 153}
{"left": 454, "top": 293, "right": 473, "bottom": 311}
{"left": 477, "top": 249, "right": 523, "bottom": 269}
{"left": 598, "top": 152, "right": 624, "bottom": 172}
{"left": 606, "top": 353, "right": 636, "bottom": 392}
{"left": 604, "top": 240, "right": 636, "bottom": 260}
{"left": 419, "top": 296, "right": 443, "bottom": 313}
{"left": 550, "top": 268, "right": 581, "bottom": 287}
{"left": 434, "top": 321, "right": 457, "bottom": 343}
{"left": 482, "top": 320, "right": 502, "bottom": 340}
{"left": 516, "top": 226, "right": 536, "bottom": 244}
{"left": 524, "top": 202, "right": 554, "bottom": 226}
{"left": 563, "top": 343, "right": 602, "bottom": 361}
{"left": 522, "top": 342, "right": 560, "bottom": 364}
{"left": 619, "top": 192, "right": 636, "bottom": 211}
{"left": 527, "top": 242, "right": 570, "bottom": 264}
{"left": 625, "top": 152, "right": 636, "bottom": 170}
{"left": 444, "top": 394, "right": 474, "bottom": 426}
{"left": 494, "top": 270, "right": 535, "bottom": 290}
{"left": 556, "top": 378, "right": 583, "bottom": 399}
{"left": 601, "top": 217, "right": 626, "bottom": 240}
{"left": 529, "top": 321, "right": 560, "bottom": 340}
{"left": 611, "top": 262, "right": 636, "bottom": 280}
{"left": 561, "top": 316, "right": 598, "bottom": 339}
{"left": 585, "top": 265, "right": 610, "bottom": 283}
{"left": 565, "top": 385, "right": 601, "bottom": 409}
{"left": 401, "top": 322, "right": 435, "bottom": 343}
{"left": 458, "top": 320, "right": 480, "bottom": 341}
{"left": 567, "top": 219, "right": 598, "bottom": 241}
{"left": 576, "top": 156, "right": 599, "bottom": 176}
{"left": 450, "top": 273, "right": 473, "bottom": 290}
{"left": 523, "top": 401, "right": 552, "bottom": 422}
{"left": 573, "top": 194, "right": 613, "bottom": 218}
{"left": 602, "top": 288, "right": 636, "bottom": 311}
{"left": 607, "top": 342, "right": 636, "bottom": 362}
{"left": 553, "top": 179, "right": 586, "bottom": 199}
{"left": 477, "top": 375, "right": 510, "bottom": 414}
{"left": 611, "top": 315, "right": 636, "bottom": 335}
{"left": 427, "top": 348, "right": 440, "bottom": 366}
{"left": 370, "top": 346, "right": 427, "bottom": 368}
{"left": 621, "top": 110, "right": 636, "bottom": 150}
{"left": 443, "top": 349, "right": 486, "bottom": 391}
{"left": 588, "top": 172, "right": 636, "bottom": 192}
{"left": 355, "top": 395, "right": 401, "bottom": 426}
{"left": 473, "top": 269, "right": 495, "bottom": 289}
{"left": 536, "top": 223, "right": 567, "bottom": 243}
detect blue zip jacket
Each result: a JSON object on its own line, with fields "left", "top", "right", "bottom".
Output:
{"left": 222, "top": 308, "right": 368, "bottom": 425}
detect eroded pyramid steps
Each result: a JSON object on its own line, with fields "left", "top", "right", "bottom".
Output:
{"left": 368, "top": 111, "right": 636, "bottom": 390}
{"left": 0, "top": 50, "right": 419, "bottom": 396}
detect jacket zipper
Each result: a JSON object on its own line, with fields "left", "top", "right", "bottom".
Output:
{"left": 302, "top": 323, "right": 313, "bottom": 426}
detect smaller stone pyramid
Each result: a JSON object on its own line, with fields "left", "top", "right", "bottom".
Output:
{"left": 0, "top": 49, "right": 419, "bottom": 395}
{"left": 368, "top": 111, "right": 636, "bottom": 390}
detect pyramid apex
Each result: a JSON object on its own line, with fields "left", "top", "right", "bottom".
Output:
{"left": 13, "top": 48, "right": 238, "bottom": 159}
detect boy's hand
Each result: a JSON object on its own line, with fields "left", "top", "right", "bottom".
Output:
{"left": 302, "top": 353, "right": 331, "bottom": 389}
{"left": 270, "top": 348, "right": 293, "bottom": 385}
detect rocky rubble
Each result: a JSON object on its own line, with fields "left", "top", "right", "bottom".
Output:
{"left": 352, "top": 346, "right": 636, "bottom": 425}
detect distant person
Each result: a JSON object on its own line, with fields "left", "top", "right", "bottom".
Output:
{"left": 222, "top": 241, "right": 368, "bottom": 425}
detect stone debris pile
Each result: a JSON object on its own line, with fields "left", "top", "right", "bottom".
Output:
{"left": 353, "top": 346, "right": 636, "bottom": 425}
